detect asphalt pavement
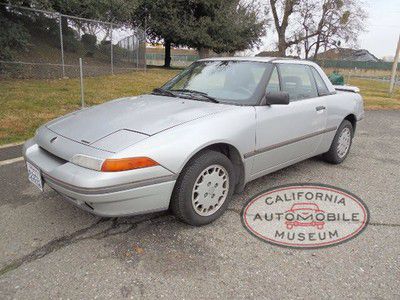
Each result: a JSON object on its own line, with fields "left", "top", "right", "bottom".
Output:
{"left": 0, "top": 110, "right": 399, "bottom": 299}
{"left": 0, "top": 143, "right": 23, "bottom": 162}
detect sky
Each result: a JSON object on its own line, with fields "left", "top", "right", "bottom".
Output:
{"left": 258, "top": 0, "right": 400, "bottom": 59}
{"left": 359, "top": 0, "right": 400, "bottom": 58}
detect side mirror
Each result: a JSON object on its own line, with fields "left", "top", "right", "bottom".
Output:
{"left": 264, "top": 91, "right": 290, "bottom": 105}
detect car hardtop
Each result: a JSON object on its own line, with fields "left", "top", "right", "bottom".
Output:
{"left": 197, "top": 56, "right": 321, "bottom": 68}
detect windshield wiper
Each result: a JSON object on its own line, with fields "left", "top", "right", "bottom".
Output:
{"left": 171, "top": 89, "right": 219, "bottom": 103}
{"left": 152, "top": 88, "right": 176, "bottom": 98}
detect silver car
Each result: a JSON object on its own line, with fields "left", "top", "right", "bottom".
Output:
{"left": 23, "top": 57, "right": 364, "bottom": 225}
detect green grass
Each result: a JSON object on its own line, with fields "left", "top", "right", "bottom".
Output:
{"left": 0, "top": 68, "right": 179, "bottom": 145}
{"left": 347, "top": 78, "right": 400, "bottom": 110}
{"left": 0, "top": 70, "right": 399, "bottom": 145}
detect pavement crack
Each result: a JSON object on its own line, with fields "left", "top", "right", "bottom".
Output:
{"left": 226, "top": 208, "right": 242, "bottom": 215}
{"left": 368, "top": 222, "right": 400, "bottom": 227}
{"left": 0, "top": 213, "right": 167, "bottom": 277}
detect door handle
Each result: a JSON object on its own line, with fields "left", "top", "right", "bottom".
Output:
{"left": 315, "top": 106, "right": 326, "bottom": 111}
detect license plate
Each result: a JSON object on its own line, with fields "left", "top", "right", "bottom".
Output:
{"left": 26, "top": 161, "right": 43, "bottom": 191}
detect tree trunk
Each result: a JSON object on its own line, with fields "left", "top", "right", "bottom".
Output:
{"left": 277, "top": 33, "right": 287, "bottom": 56}
{"left": 304, "top": 41, "right": 311, "bottom": 59}
{"left": 164, "top": 40, "right": 171, "bottom": 68}
{"left": 313, "top": 39, "right": 321, "bottom": 60}
{"left": 270, "top": 0, "right": 297, "bottom": 57}
{"left": 198, "top": 47, "right": 210, "bottom": 59}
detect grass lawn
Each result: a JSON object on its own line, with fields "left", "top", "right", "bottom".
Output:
{"left": 347, "top": 78, "right": 400, "bottom": 110}
{"left": 0, "top": 69, "right": 399, "bottom": 145}
{"left": 0, "top": 68, "right": 180, "bottom": 145}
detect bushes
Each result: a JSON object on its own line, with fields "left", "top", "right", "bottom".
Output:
{"left": 62, "top": 30, "right": 82, "bottom": 53}
{"left": 0, "top": 13, "right": 30, "bottom": 76}
{"left": 0, "top": 15, "right": 29, "bottom": 61}
{"left": 1, "top": 9, "right": 115, "bottom": 68}
{"left": 81, "top": 34, "right": 97, "bottom": 57}
{"left": 36, "top": 17, "right": 81, "bottom": 53}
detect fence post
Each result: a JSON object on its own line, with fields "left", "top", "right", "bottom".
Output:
{"left": 58, "top": 14, "right": 65, "bottom": 78}
{"left": 144, "top": 21, "right": 147, "bottom": 72}
{"left": 389, "top": 35, "right": 400, "bottom": 95}
{"left": 110, "top": 24, "right": 114, "bottom": 75}
{"left": 136, "top": 41, "right": 139, "bottom": 70}
{"left": 79, "top": 58, "right": 85, "bottom": 108}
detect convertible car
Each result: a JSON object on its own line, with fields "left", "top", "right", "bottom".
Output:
{"left": 23, "top": 57, "right": 364, "bottom": 225}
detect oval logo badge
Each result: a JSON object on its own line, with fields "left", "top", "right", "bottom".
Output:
{"left": 241, "top": 184, "right": 369, "bottom": 249}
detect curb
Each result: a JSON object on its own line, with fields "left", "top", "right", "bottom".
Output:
{"left": 0, "top": 142, "right": 24, "bottom": 149}
{"left": 0, "top": 157, "right": 24, "bottom": 166}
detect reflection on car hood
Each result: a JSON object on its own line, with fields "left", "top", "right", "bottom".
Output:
{"left": 46, "top": 94, "right": 234, "bottom": 144}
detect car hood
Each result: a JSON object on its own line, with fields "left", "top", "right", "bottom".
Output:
{"left": 46, "top": 94, "right": 234, "bottom": 145}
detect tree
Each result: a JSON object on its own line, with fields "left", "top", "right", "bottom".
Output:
{"left": 269, "top": 0, "right": 315, "bottom": 56}
{"left": 131, "top": 0, "right": 188, "bottom": 67}
{"left": 268, "top": 0, "right": 366, "bottom": 58}
{"left": 48, "top": 0, "right": 132, "bottom": 23}
{"left": 297, "top": 0, "right": 318, "bottom": 59}
{"left": 48, "top": 0, "right": 133, "bottom": 40}
{"left": 308, "top": 0, "right": 367, "bottom": 59}
{"left": 183, "top": 0, "right": 266, "bottom": 58}
{"left": 133, "top": 0, "right": 266, "bottom": 67}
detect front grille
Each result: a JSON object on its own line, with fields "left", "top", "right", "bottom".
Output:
{"left": 39, "top": 146, "right": 68, "bottom": 164}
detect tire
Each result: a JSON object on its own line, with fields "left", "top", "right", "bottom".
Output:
{"left": 323, "top": 120, "right": 353, "bottom": 164}
{"left": 170, "top": 150, "right": 235, "bottom": 226}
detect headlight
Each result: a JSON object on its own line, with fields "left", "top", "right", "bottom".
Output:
{"left": 71, "top": 155, "right": 159, "bottom": 172}
{"left": 71, "top": 154, "right": 104, "bottom": 171}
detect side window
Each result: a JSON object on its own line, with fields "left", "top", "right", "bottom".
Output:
{"left": 266, "top": 67, "right": 280, "bottom": 93}
{"left": 278, "top": 64, "right": 318, "bottom": 101}
{"left": 311, "top": 67, "right": 330, "bottom": 95}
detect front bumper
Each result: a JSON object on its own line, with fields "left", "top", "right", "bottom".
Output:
{"left": 23, "top": 139, "right": 177, "bottom": 217}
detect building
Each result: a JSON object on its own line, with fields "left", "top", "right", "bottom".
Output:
{"left": 316, "top": 48, "right": 380, "bottom": 62}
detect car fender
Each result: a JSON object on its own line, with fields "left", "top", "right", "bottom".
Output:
{"left": 114, "top": 106, "right": 256, "bottom": 180}
{"left": 318, "top": 91, "right": 364, "bottom": 153}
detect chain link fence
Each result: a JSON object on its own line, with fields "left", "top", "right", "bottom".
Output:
{"left": 0, "top": 4, "right": 146, "bottom": 79}
{"left": 146, "top": 53, "right": 198, "bottom": 67}
{"left": 317, "top": 59, "right": 399, "bottom": 84}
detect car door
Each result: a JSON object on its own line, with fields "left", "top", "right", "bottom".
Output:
{"left": 309, "top": 66, "right": 338, "bottom": 153}
{"left": 249, "top": 63, "right": 327, "bottom": 177}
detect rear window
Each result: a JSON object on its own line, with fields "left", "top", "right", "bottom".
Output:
{"left": 311, "top": 67, "right": 330, "bottom": 95}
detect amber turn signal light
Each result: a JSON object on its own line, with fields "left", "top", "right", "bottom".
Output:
{"left": 101, "top": 157, "right": 159, "bottom": 172}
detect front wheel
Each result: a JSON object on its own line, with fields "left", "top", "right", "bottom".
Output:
{"left": 170, "top": 150, "right": 234, "bottom": 226}
{"left": 323, "top": 120, "right": 353, "bottom": 164}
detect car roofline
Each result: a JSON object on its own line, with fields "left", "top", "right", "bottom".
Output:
{"left": 197, "top": 56, "right": 320, "bottom": 67}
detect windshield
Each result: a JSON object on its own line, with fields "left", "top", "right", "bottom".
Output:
{"left": 161, "top": 60, "right": 272, "bottom": 105}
